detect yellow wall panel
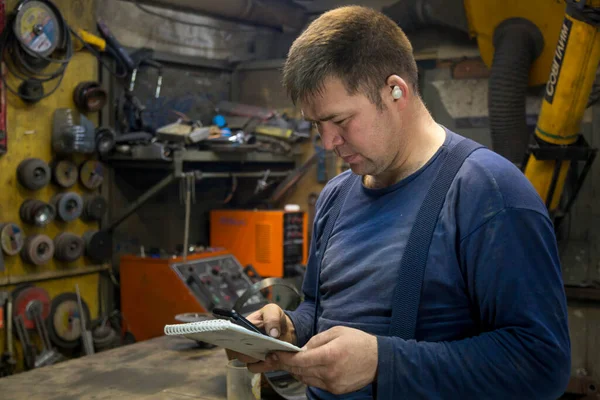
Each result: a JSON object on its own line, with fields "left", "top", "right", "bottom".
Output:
{"left": 0, "top": 0, "right": 101, "bottom": 368}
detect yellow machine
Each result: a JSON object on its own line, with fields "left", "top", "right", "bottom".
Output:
{"left": 524, "top": 2, "right": 600, "bottom": 214}
{"left": 464, "top": 0, "right": 600, "bottom": 225}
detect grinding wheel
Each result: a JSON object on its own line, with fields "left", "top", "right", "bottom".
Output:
{"left": 51, "top": 192, "right": 83, "bottom": 222}
{"left": 17, "top": 158, "right": 50, "bottom": 190}
{"left": 95, "top": 127, "right": 115, "bottom": 155}
{"left": 83, "top": 230, "right": 111, "bottom": 262}
{"left": 19, "top": 199, "right": 56, "bottom": 227}
{"left": 92, "top": 324, "right": 120, "bottom": 351}
{"left": 81, "top": 195, "right": 107, "bottom": 221}
{"left": 0, "top": 223, "right": 24, "bottom": 256}
{"left": 21, "top": 234, "right": 54, "bottom": 266}
{"left": 51, "top": 159, "right": 78, "bottom": 188}
{"left": 79, "top": 160, "right": 104, "bottom": 190}
{"left": 47, "top": 292, "right": 91, "bottom": 350}
{"left": 13, "top": 285, "right": 51, "bottom": 330}
{"left": 53, "top": 232, "right": 84, "bottom": 262}
{"left": 73, "top": 81, "right": 107, "bottom": 113}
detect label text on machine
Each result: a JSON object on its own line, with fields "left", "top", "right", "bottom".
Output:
{"left": 545, "top": 17, "right": 572, "bottom": 104}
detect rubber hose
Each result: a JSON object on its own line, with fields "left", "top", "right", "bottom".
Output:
{"left": 489, "top": 18, "right": 543, "bottom": 164}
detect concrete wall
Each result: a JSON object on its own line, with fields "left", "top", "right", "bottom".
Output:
{"left": 98, "top": 0, "right": 279, "bottom": 61}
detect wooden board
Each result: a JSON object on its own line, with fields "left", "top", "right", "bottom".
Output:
{"left": 0, "top": 335, "right": 230, "bottom": 399}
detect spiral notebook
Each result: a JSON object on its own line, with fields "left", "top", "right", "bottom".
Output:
{"left": 164, "top": 319, "right": 302, "bottom": 360}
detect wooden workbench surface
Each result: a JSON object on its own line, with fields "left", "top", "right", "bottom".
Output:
{"left": 0, "top": 336, "right": 229, "bottom": 400}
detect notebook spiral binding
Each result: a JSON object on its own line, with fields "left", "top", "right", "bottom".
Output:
{"left": 164, "top": 320, "right": 230, "bottom": 335}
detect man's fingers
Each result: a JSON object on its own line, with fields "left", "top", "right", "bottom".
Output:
{"left": 275, "top": 344, "right": 331, "bottom": 368}
{"left": 283, "top": 364, "right": 330, "bottom": 379}
{"left": 261, "top": 304, "right": 286, "bottom": 338}
{"left": 247, "top": 360, "right": 277, "bottom": 374}
{"left": 245, "top": 310, "right": 263, "bottom": 327}
{"left": 233, "top": 353, "right": 260, "bottom": 364}
{"left": 293, "top": 374, "right": 328, "bottom": 391}
{"left": 304, "top": 328, "right": 339, "bottom": 350}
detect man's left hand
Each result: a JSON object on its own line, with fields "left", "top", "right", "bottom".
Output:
{"left": 265, "top": 326, "right": 378, "bottom": 395}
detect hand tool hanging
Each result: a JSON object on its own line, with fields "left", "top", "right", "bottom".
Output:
{"left": 1, "top": 294, "right": 16, "bottom": 376}
{"left": 76, "top": 284, "right": 94, "bottom": 355}
{"left": 46, "top": 291, "right": 91, "bottom": 351}
{"left": 0, "top": 0, "right": 73, "bottom": 103}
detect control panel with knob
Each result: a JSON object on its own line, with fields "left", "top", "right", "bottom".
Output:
{"left": 171, "top": 254, "right": 267, "bottom": 313}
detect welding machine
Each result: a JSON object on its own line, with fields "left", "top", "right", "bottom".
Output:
{"left": 209, "top": 209, "right": 308, "bottom": 278}
{"left": 119, "top": 250, "right": 269, "bottom": 341}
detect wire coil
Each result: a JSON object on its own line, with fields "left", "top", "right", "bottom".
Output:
{"left": 0, "top": 0, "right": 73, "bottom": 103}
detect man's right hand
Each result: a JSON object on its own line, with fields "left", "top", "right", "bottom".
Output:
{"left": 225, "top": 303, "right": 297, "bottom": 367}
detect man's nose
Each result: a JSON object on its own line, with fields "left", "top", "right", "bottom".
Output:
{"left": 320, "top": 124, "right": 344, "bottom": 151}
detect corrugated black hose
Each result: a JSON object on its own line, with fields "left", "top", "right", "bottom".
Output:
{"left": 488, "top": 18, "right": 544, "bottom": 164}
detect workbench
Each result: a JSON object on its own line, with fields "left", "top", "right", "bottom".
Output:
{"left": 0, "top": 336, "right": 231, "bottom": 399}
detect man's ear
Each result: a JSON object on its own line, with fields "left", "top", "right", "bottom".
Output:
{"left": 384, "top": 74, "right": 410, "bottom": 109}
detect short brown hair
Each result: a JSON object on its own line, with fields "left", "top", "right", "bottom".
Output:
{"left": 283, "top": 6, "right": 419, "bottom": 109}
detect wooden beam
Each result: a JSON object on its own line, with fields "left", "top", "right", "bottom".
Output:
{"left": 0, "top": 265, "right": 110, "bottom": 287}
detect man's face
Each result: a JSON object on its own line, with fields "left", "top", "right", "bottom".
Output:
{"left": 301, "top": 77, "right": 404, "bottom": 177}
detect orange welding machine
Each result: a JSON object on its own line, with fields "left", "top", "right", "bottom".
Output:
{"left": 209, "top": 209, "right": 308, "bottom": 278}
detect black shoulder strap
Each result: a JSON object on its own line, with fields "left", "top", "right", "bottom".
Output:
{"left": 312, "top": 173, "right": 356, "bottom": 336}
{"left": 389, "top": 137, "right": 483, "bottom": 339}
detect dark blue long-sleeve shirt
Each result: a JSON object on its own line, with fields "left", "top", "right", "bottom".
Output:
{"left": 286, "top": 129, "right": 571, "bottom": 399}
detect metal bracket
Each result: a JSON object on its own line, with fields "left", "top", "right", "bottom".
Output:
{"left": 180, "top": 172, "right": 197, "bottom": 261}
{"left": 104, "top": 172, "right": 178, "bottom": 233}
{"left": 521, "top": 134, "right": 598, "bottom": 228}
{"left": 103, "top": 164, "right": 291, "bottom": 234}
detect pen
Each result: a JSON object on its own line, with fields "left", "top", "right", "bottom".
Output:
{"left": 212, "top": 307, "right": 265, "bottom": 336}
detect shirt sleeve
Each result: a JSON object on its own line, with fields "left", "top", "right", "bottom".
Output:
{"left": 376, "top": 207, "right": 571, "bottom": 399}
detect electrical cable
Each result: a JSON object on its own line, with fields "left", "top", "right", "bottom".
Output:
{"left": 69, "top": 27, "right": 129, "bottom": 79}
{"left": 1, "top": 0, "right": 269, "bottom": 104}
{"left": 0, "top": 0, "right": 132, "bottom": 103}
{"left": 0, "top": 0, "right": 73, "bottom": 103}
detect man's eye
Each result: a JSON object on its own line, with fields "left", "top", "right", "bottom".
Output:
{"left": 334, "top": 119, "right": 347, "bottom": 125}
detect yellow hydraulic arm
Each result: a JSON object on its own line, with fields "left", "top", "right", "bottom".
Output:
{"left": 524, "top": 1, "right": 600, "bottom": 218}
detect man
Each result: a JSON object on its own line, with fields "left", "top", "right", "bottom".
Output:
{"left": 229, "top": 5, "right": 571, "bottom": 399}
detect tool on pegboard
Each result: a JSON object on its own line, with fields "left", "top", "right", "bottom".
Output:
{"left": 21, "top": 234, "right": 54, "bottom": 266}
{"left": 17, "top": 158, "right": 51, "bottom": 191}
{"left": 47, "top": 291, "right": 91, "bottom": 351}
{"left": 20, "top": 199, "right": 56, "bottom": 227}
{"left": 81, "top": 194, "right": 107, "bottom": 221}
{"left": 83, "top": 230, "right": 111, "bottom": 263}
{"left": 1, "top": 293, "right": 16, "bottom": 376}
{"left": 0, "top": 0, "right": 7, "bottom": 155}
{"left": 76, "top": 284, "right": 94, "bottom": 355}
{"left": 53, "top": 232, "right": 84, "bottom": 262}
{"left": 79, "top": 160, "right": 105, "bottom": 190}
{"left": 50, "top": 159, "right": 79, "bottom": 188}
{"left": 0, "top": 223, "right": 25, "bottom": 269}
